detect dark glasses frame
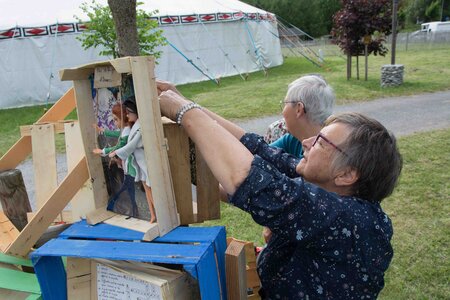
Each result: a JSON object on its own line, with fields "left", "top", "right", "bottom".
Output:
{"left": 312, "top": 133, "right": 347, "bottom": 156}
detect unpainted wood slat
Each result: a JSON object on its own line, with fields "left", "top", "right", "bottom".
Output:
{"left": 73, "top": 80, "right": 108, "bottom": 210}
{"left": 163, "top": 122, "right": 194, "bottom": 225}
{"left": 65, "top": 122, "right": 95, "bottom": 220}
{"left": 0, "top": 87, "right": 75, "bottom": 171}
{"left": 31, "top": 124, "right": 57, "bottom": 209}
{"left": 130, "top": 56, "right": 179, "bottom": 237}
{"left": 195, "top": 146, "right": 220, "bottom": 222}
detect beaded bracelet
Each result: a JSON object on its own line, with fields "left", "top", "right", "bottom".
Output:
{"left": 175, "top": 103, "right": 202, "bottom": 125}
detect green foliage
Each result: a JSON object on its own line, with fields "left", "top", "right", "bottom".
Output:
{"left": 75, "top": 0, "right": 166, "bottom": 59}
{"left": 242, "top": 0, "right": 341, "bottom": 37}
{"left": 331, "top": 0, "right": 392, "bottom": 56}
{"left": 402, "top": 0, "right": 450, "bottom": 24}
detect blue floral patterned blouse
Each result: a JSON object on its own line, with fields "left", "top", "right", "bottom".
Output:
{"left": 230, "top": 133, "right": 393, "bottom": 299}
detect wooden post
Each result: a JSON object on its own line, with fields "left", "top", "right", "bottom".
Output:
{"left": 225, "top": 240, "right": 248, "bottom": 300}
{"left": 130, "top": 56, "right": 180, "bottom": 236}
{"left": 347, "top": 54, "right": 352, "bottom": 80}
{"left": 0, "top": 169, "right": 32, "bottom": 231}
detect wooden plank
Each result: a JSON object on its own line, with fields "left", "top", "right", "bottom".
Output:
{"left": 20, "top": 121, "right": 70, "bottom": 137}
{"left": 31, "top": 124, "right": 57, "bottom": 209}
{"left": 130, "top": 56, "right": 179, "bottom": 236}
{"left": 64, "top": 122, "right": 95, "bottom": 220}
{"left": 26, "top": 211, "right": 73, "bottom": 225}
{"left": 5, "top": 157, "right": 89, "bottom": 258}
{"left": 67, "top": 275, "right": 91, "bottom": 300}
{"left": 59, "top": 68, "right": 95, "bottom": 82}
{"left": 163, "top": 122, "right": 194, "bottom": 225}
{"left": 195, "top": 146, "right": 220, "bottom": 222}
{"left": 110, "top": 56, "right": 132, "bottom": 73}
{"left": 247, "top": 267, "right": 261, "bottom": 289}
{"left": 67, "top": 258, "right": 91, "bottom": 279}
{"left": 73, "top": 79, "right": 108, "bottom": 210}
{"left": 104, "top": 215, "right": 159, "bottom": 239}
{"left": 0, "top": 212, "right": 19, "bottom": 252}
{"left": 59, "top": 60, "right": 111, "bottom": 82}
{"left": 0, "top": 87, "right": 75, "bottom": 171}
{"left": 86, "top": 207, "right": 116, "bottom": 225}
{"left": 225, "top": 240, "right": 247, "bottom": 300}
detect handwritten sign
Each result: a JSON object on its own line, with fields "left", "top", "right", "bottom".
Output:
{"left": 96, "top": 263, "right": 163, "bottom": 300}
{"left": 94, "top": 66, "right": 122, "bottom": 88}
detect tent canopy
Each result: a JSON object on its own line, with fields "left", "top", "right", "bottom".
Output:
{"left": 0, "top": 0, "right": 282, "bottom": 109}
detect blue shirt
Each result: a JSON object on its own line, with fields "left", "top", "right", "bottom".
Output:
{"left": 270, "top": 133, "right": 303, "bottom": 158}
{"left": 230, "top": 133, "right": 393, "bottom": 299}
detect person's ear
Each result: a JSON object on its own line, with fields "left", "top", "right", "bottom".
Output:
{"left": 334, "top": 167, "right": 359, "bottom": 187}
{"left": 295, "top": 102, "right": 306, "bottom": 118}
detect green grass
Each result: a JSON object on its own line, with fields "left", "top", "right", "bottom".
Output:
{"left": 1, "top": 47, "right": 449, "bottom": 157}
{"left": 177, "top": 46, "right": 450, "bottom": 118}
{"left": 202, "top": 129, "right": 450, "bottom": 299}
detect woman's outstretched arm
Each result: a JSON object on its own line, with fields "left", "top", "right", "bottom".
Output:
{"left": 159, "top": 90, "right": 253, "bottom": 195}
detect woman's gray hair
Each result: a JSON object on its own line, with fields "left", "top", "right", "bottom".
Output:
{"left": 285, "top": 75, "right": 335, "bottom": 125}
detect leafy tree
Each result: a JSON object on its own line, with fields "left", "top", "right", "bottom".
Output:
{"left": 75, "top": 0, "right": 166, "bottom": 59}
{"left": 331, "top": 0, "right": 392, "bottom": 79}
{"left": 242, "top": 0, "right": 341, "bottom": 37}
{"left": 403, "top": 0, "right": 449, "bottom": 24}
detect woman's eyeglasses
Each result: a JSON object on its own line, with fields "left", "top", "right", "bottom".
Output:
{"left": 312, "top": 133, "right": 347, "bottom": 156}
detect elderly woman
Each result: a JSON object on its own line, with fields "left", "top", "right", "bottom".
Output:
{"left": 157, "top": 81, "right": 402, "bottom": 299}
{"left": 269, "top": 75, "right": 335, "bottom": 158}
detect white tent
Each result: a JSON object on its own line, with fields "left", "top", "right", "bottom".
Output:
{"left": 0, "top": 0, "right": 283, "bottom": 109}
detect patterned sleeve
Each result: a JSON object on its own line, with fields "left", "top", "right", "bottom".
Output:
{"left": 241, "top": 133, "right": 300, "bottom": 178}
{"left": 230, "top": 156, "right": 342, "bottom": 242}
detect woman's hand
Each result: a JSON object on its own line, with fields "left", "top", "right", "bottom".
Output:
{"left": 156, "top": 79, "right": 182, "bottom": 97}
{"left": 108, "top": 151, "right": 116, "bottom": 158}
{"left": 159, "top": 90, "right": 191, "bottom": 121}
{"left": 92, "top": 123, "right": 104, "bottom": 133}
{"left": 93, "top": 148, "right": 103, "bottom": 155}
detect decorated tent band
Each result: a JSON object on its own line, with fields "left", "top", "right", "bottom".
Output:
{"left": 0, "top": 12, "right": 276, "bottom": 39}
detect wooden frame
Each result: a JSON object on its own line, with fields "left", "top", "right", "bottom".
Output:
{"left": 0, "top": 55, "right": 220, "bottom": 258}
{"left": 60, "top": 56, "right": 180, "bottom": 238}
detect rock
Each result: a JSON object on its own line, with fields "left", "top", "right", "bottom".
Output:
{"left": 381, "top": 64, "right": 404, "bottom": 87}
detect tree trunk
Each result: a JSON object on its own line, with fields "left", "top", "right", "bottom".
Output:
{"left": 108, "top": 0, "right": 139, "bottom": 58}
{"left": 356, "top": 55, "right": 360, "bottom": 80}
{"left": 365, "top": 44, "right": 368, "bottom": 81}
{"left": 0, "top": 169, "right": 32, "bottom": 231}
{"left": 347, "top": 53, "right": 352, "bottom": 80}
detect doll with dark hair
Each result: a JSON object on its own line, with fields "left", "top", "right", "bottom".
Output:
{"left": 109, "top": 97, "right": 156, "bottom": 223}
{"left": 93, "top": 102, "right": 138, "bottom": 216}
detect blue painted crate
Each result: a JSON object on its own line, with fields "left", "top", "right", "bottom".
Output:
{"left": 31, "top": 220, "right": 227, "bottom": 300}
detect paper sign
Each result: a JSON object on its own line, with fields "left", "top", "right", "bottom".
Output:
{"left": 94, "top": 66, "right": 122, "bottom": 88}
{"left": 96, "top": 263, "right": 163, "bottom": 300}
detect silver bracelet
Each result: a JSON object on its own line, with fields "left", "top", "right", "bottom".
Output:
{"left": 176, "top": 103, "right": 202, "bottom": 125}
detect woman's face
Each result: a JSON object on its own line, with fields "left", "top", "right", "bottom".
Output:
{"left": 296, "top": 122, "right": 349, "bottom": 187}
{"left": 113, "top": 114, "right": 123, "bottom": 128}
{"left": 127, "top": 111, "right": 138, "bottom": 122}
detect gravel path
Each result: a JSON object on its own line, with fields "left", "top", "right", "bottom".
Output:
{"left": 236, "top": 90, "right": 450, "bottom": 137}
{"left": 16, "top": 90, "right": 450, "bottom": 209}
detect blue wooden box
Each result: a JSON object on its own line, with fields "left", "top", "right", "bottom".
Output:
{"left": 30, "top": 220, "right": 227, "bottom": 300}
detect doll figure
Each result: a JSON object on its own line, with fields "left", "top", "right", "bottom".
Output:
{"left": 109, "top": 97, "right": 156, "bottom": 223}
{"left": 93, "top": 103, "right": 138, "bottom": 216}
